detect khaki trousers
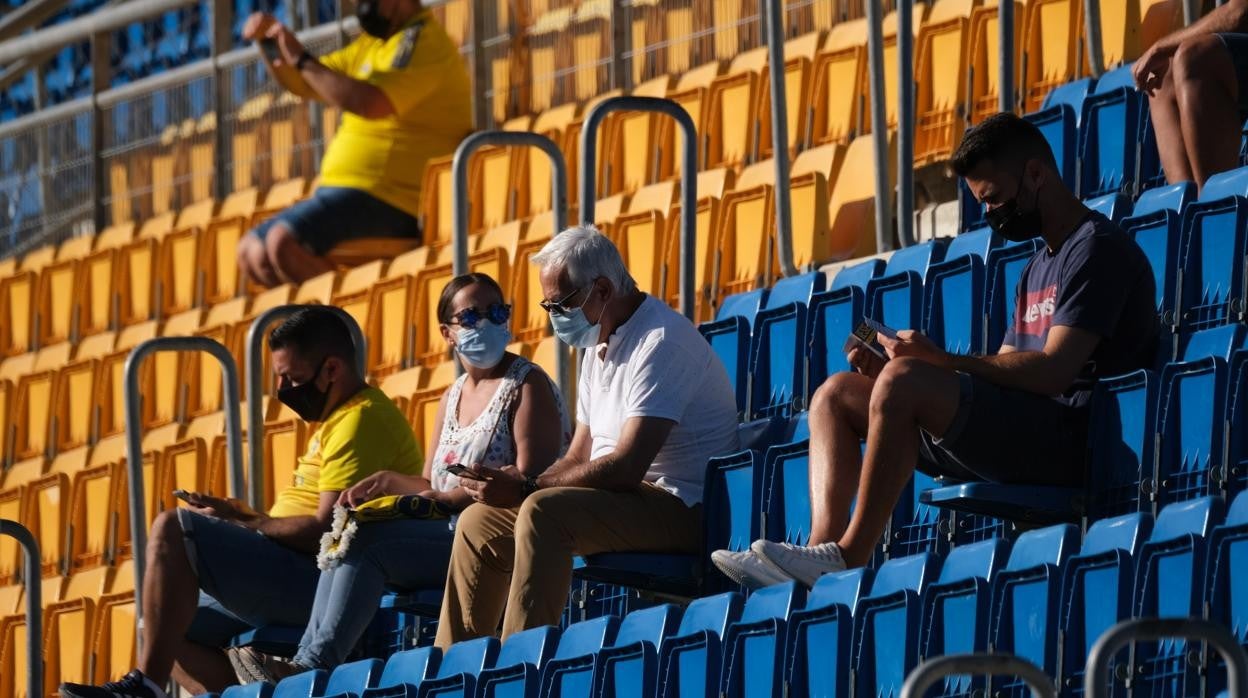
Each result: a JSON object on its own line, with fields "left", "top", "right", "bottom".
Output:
{"left": 434, "top": 483, "right": 702, "bottom": 648}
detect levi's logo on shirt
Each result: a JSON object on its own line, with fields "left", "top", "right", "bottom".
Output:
{"left": 1017, "top": 284, "right": 1058, "bottom": 337}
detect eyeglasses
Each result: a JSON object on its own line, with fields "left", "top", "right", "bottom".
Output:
{"left": 539, "top": 286, "right": 588, "bottom": 316}
{"left": 449, "top": 303, "right": 512, "bottom": 329}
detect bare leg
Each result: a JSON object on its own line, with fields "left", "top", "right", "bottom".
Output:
{"left": 805, "top": 372, "right": 873, "bottom": 545}
{"left": 1172, "top": 34, "right": 1243, "bottom": 191}
{"left": 837, "top": 358, "right": 961, "bottom": 567}
{"left": 236, "top": 233, "right": 280, "bottom": 288}
{"left": 171, "top": 649, "right": 237, "bottom": 695}
{"left": 1148, "top": 69, "right": 1195, "bottom": 184}
{"left": 264, "top": 223, "right": 335, "bottom": 285}
{"left": 137, "top": 511, "right": 202, "bottom": 686}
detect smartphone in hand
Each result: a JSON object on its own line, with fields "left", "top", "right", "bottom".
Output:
{"left": 842, "top": 321, "right": 889, "bottom": 360}
{"left": 260, "top": 38, "right": 280, "bottom": 62}
{"left": 172, "top": 489, "right": 196, "bottom": 503}
{"left": 446, "top": 464, "right": 490, "bottom": 481}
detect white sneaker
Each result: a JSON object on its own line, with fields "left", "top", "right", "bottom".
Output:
{"left": 752, "top": 540, "right": 847, "bottom": 587}
{"left": 711, "top": 547, "right": 793, "bottom": 589}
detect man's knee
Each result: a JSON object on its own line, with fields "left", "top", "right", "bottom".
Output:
{"left": 147, "top": 510, "right": 186, "bottom": 561}
{"left": 811, "top": 372, "right": 866, "bottom": 417}
{"left": 263, "top": 223, "right": 302, "bottom": 264}
{"left": 1173, "top": 34, "right": 1232, "bottom": 84}
{"left": 870, "top": 357, "right": 935, "bottom": 415}
{"left": 514, "top": 488, "right": 574, "bottom": 542}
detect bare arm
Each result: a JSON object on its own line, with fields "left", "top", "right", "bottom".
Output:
{"left": 1135, "top": 0, "right": 1248, "bottom": 90}
{"left": 243, "top": 13, "right": 319, "bottom": 99}
{"left": 511, "top": 372, "right": 568, "bottom": 478}
{"left": 260, "top": 19, "right": 397, "bottom": 118}
{"left": 245, "top": 491, "right": 338, "bottom": 553}
{"left": 536, "top": 416, "right": 676, "bottom": 491}
{"left": 945, "top": 326, "right": 1100, "bottom": 396}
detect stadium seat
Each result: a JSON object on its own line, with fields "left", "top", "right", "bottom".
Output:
{"left": 273, "top": 667, "right": 328, "bottom": 698}
{"left": 965, "top": 0, "right": 1025, "bottom": 123}
{"left": 806, "top": 259, "right": 883, "bottom": 389}
{"left": 330, "top": 260, "right": 386, "bottom": 337}
{"left": 985, "top": 239, "right": 1043, "bottom": 353}
{"left": 36, "top": 255, "right": 82, "bottom": 347}
{"left": 866, "top": 239, "right": 947, "bottom": 332}
{"left": 749, "top": 272, "right": 826, "bottom": 418}
{"left": 322, "top": 658, "right": 385, "bottom": 698}
{"left": 52, "top": 358, "right": 101, "bottom": 452}
{"left": 1080, "top": 65, "right": 1150, "bottom": 197}
{"left": 12, "top": 370, "right": 56, "bottom": 462}
{"left": 0, "top": 487, "right": 23, "bottom": 582}
{"left": 654, "top": 591, "right": 743, "bottom": 698}
{"left": 702, "top": 48, "right": 769, "bottom": 170}
{"left": 1122, "top": 181, "right": 1196, "bottom": 328}
{"left": 1086, "top": 192, "right": 1133, "bottom": 224}
{"left": 1021, "top": 0, "right": 1084, "bottom": 113}
{"left": 200, "top": 188, "right": 260, "bottom": 306}
{"left": 537, "top": 616, "right": 621, "bottom": 696}
{"left": 779, "top": 567, "right": 870, "bottom": 696}
{"left": 611, "top": 181, "right": 678, "bottom": 296}
{"left": 1206, "top": 491, "right": 1248, "bottom": 694}
{"left": 1058, "top": 512, "right": 1153, "bottom": 696}
{"left": 850, "top": 552, "right": 942, "bottom": 698}
{"left": 575, "top": 603, "right": 682, "bottom": 697}
{"left": 989, "top": 524, "right": 1080, "bottom": 692}
{"left": 1131, "top": 496, "right": 1223, "bottom": 697}
{"left": 925, "top": 252, "right": 986, "bottom": 356}
{"left": 262, "top": 420, "right": 308, "bottom": 512}
{"left": 0, "top": 270, "right": 36, "bottom": 357}
{"left": 358, "top": 647, "right": 440, "bottom": 698}
{"left": 1176, "top": 166, "right": 1248, "bottom": 332}
{"left": 24, "top": 472, "right": 71, "bottom": 575}
{"left": 828, "top": 133, "right": 894, "bottom": 261}
{"left": 810, "top": 19, "right": 868, "bottom": 147}
{"left": 915, "top": 539, "right": 1010, "bottom": 697}
{"left": 469, "top": 624, "right": 559, "bottom": 697}
{"left": 1025, "top": 78, "right": 1096, "bottom": 189}
{"left": 409, "top": 635, "right": 499, "bottom": 697}
{"left": 914, "top": 0, "right": 978, "bottom": 164}
{"left": 756, "top": 31, "right": 824, "bottom": 159}
{"left": 718, "top": 581, "right": 804, "bottom": 697}
{"left": 787, "top": 144, "right": 843, "bottom": 271}
{"left": 0, "top": 614, "right": 29, "bottom": 698}
{"left": 43, "top": 596, "right": 95, "bottom": 692}
{"left": 944, "top": 226, "right": 998, "bottom": 262}
{"left": 68, "top": 463, "right": 125, "bottom": 572}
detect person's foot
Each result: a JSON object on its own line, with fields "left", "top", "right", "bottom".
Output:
{"left": 711, "top": 547, "right": 793, "bottom": 588}
{"left": 751, "top": 540, "right": 847, "bottom": 587}
{"left": 60, "top": 670, "right": 169, "bottom": 698}
{"left": 227, "top": 646, "right": 308, "bottom": 685}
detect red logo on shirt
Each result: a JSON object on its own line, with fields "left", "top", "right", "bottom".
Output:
{"left": 1015, "top": 284, "right": 1058, "bottom": 337}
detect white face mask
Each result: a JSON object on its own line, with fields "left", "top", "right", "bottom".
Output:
{"left": 453, "top": 320, "right": 511, "bottom": 369}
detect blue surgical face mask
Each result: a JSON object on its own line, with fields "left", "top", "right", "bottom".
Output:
{"left": 550, "top": 305, "right": 602, "bottom": 348}
{"left": 454, "top": 320, "right": 511, "bottom": 369}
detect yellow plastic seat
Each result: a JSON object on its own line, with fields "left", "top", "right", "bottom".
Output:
{"left": 200, "top": 189, "right": 260, "bottom": 306}
{"left": 185, "top": 298, "right": 248, "bottom": 419}
{"left": 78, "top": 246, "right": 119, "bottom": 337}
{"left": 600, "top": 75, "right": 674, "bottom": 195}
{"left": 571, "top": 1, "right": 613, "bottom": 101}
{"left": 511, "top": 237, "right": 554, "bottom": 343}
{"left": 24, "top": 473, "right": 70, "bottom": 576}
{"left": 0, "top": 271, "right": 37, "bottom": 357}
{"left": 703, "top": 48, "right": 773, "bottom": 170}
{"left": 52, "top": 360, "right": 100, "bottom": 453}
{"left": 523, "top": 104, "right": 580, "bottom": 214}
{"left": 712, "top": 0, "right": 749, "bottom": 60}
{"left": 810, "top": 20, "right": 868, "bottom": 146}
{"left": 716, "top": 169, "right": 777, "bottom": 303}
{"left": 0, "top": 353, "right": 34, "bottom": 382}
{"left": 528, "top": 8, "right": 574, "bottom": 113}
{"left": 408, "top": 387, "right": 445, "bottom": 455}
{"left": 33, "top": 343, "right": 70, "bottom": 372}
{"left": 67, "top": 463, "right": 122, "bottom": 572}
{"left": 828, "top": 133, "right": 896, "bottom": 261}
{"left": 35, "top": 258, "right": 82, "bottom": 347}
{"left": 0, "top": 584, "right": 19, "bottom": 616}
{"left": 1139, "top": 0, "right": 1182, "bottom": 54}
{"left": 420, "top": 155, "right": 458, "bottom": 248}
{"left": 19, "top": 245, "right": 56, "bottom": 273}
{"left": 294, "top": 270, "right": 340, "bottom": 306}
{"left": 379, "top": 367, "right": 425, "bottom": 403}
{"left": 0, "top": 613, "right": 30, "bottom": 698}
{"left": 609, "top": 181, "right": 679, "bottom": 296}
{"left": 662, "top": 174, "right": 734, "bottom": 322}
{"left": 529, "top": 337, "right": 575, "bottom": 391}
{"left": 330, "top": 261, "right": 387, "bottom": 339}
{"left": 758, "top": 31, "right": 828, "bottom": 159}
{"left": 473, "top": 142, "right": 529, "bottom": 234}
{"left": 665, "top": 60, "right": 728, "bottom": 174}
{"left": 789, "top": 143, "right": 846, "bottom": 270}
{"left": 136, "top": 309, "right": 203, "bottom": 429}
{"left": 13, "top": 371, "right": 56, "bottom": 461}
{"left": 74, "top": 333, "right": 116, "bottom": 362}
{"left": 154, "top": 198, "right": 217, "bottom": 317}
{"left": 159, "top": 438, "right": 222, "bottom": 512}
{"left": 262, "top": 419, "right": 308, "bottom": 511}
{"left": 1022, "top": 0, "right": 1083, "bottom": 113}
{"left": 43, "top": 597, "right": 94, "bottom": 692}
{"left": 0, "top": 487, "right": 25, "bottom": 583}
{"left": 90, "top": 591, "right": 137, "bottom": 683}
{"left": 422, "top": 359, "right": 458, "bottom": 393}
{"left": 914, "top": 0, "right": 980, "bottom": 164}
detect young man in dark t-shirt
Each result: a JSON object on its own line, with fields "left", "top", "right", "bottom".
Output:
{"left": 713, "top": 113, "right": 1160, "bottom": 587}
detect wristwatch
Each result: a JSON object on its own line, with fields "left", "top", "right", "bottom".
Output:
{"left": 296, "top": 51, "right": 315, "bottom": 71}
{"left": 522, "top": 475, "right": 539, "bottom": 498}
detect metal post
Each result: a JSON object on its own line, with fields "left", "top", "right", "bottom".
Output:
{"left": 865, "top": 0, "right": 891, "bottom": 253}
{"left": 210, "top": 0, "right": 232, "bottom": 202}
{"left": 1086, "top": 618, "right": 1248, "bottom": 698}
{"left": 609, "top": 0, "right": 629, "bottom": 91}
{"left": 1083, "top": 0, "right": 1105, "bottom": 78}
{"left": 124, "top": 337, "right": 244, "bottom": 645}
{"left": 580, "top": 96, "right": 698, "bottom": 319}
{"left": 1186, "top": 0, "right": 1203, "bottom": 24}
{"left": 902, "top": 654, "right": 1057, "bottom": 698}
{"left": 90, "top": 30, "right": 110, "bottom": 234}
{"left": 245, "top": 305, "right": 367, "bottom": 511}
{"left": 33, "top": 63, "right": 51, "bottom": 238}
{"left": 468, "top": 0, "right": 490, "bottom": 130}
{"left": 764, "top": 0, "right": 799, "bottom": 275}
{"left": 896, "top": 0, "right": 916, "bottom": 248}
{"left": 999, "top": 0, "right": 1014, "bottom": 112}
{"left": 450, "top": 131, "right": 571, "bottom": 393}
{"left": 0, "top": 520, "right": 41, "bottom": 698}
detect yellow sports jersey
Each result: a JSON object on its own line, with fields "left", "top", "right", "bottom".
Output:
{"left": 269, "top": 386, "right": 423, "bottom": 517}
{"left": 317, "top": 9, "right": 472, "bottom": 218}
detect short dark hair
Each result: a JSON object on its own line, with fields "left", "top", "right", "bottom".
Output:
{"left": 950, "top": 112, "right": 1059, "bottom": 177}
{"left": 268, "top": 306, "right": 356, "bottom": 366}
{"left": 437, "top": 273, "right": 505, "bottom": 324}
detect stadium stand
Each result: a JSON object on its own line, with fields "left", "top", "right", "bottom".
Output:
{"left": 6, "top": 0, "right": 1248, "bottom": 697}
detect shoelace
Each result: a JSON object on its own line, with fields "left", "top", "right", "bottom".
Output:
{"left": 102, "top": 672, "right": 147, "bottom": 696}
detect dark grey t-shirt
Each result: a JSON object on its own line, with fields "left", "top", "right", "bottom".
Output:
{"left": 1002, "top": 211, "right": 1160, "bottom": 408}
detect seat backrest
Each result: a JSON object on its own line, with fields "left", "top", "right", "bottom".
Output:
{"left": 716, "top": 289, "right": 767, "bottom": 323}
{"left": 804, "top": 567, "right": 873, "bottom": 611}
{"left": 867, "top": 552, "right": 940, "bottom": 599}
{"left": 1080, "top": 512, "right": 1152, "bottom": 558}
{"left": 323, "top": 658, "right": 383, "bottom": 696}
{"left": 495, "top": 625, "right": 559, "bottom": 668}
{"left": 705, "top": 450, "right": 763, "bottom": 555}
{"left": 1092, "top": 65, "right": 1135, "bottom": 94}
{"left": 935, "top": 538, "right": 1009, "bottom": 585}
{"left": 1005, "top": 524, "right": 1080, "bottom": 572}
{"left": 436, "top": 636, "right": 500, "bottom": 679}
{"left": 272, "top": 670, "right": 327, "bottom": 698}
{"left": 612, "top": 603, "right": 682, "bottom": 649}
{"left": 1130, "top": 182, "right": 1195, "bottom": 219}
{"left": 222, "top": 682, "right": 273, "bottom": 698}
{"left": 1179, "top": 324, "right": 1246, "bottom": 362}
{"left": 553, "top": 616, "right": 618, "bottom": 660}
{"left": 675, "top": 591, "right": 744, "bottom": 639}
{"left": 765, "top": 271, "right": 825, "bottom": 310}
{"left": 883, "top": 239, "right": 945, "bottom": 278}
{"left": 944, "top": 227, "right": 996, "bottom": 262}
{"left": 739, "top": 580, "right": 802, "bottom": 624}
{"left": 377, "top": 647, "right": 440, "bottom": 689}
{"left": 830, "top": 259, "right": 885, "bottom": 291}
{"left": 1085, "top": 193, "right": 1133, "bottom": 223}
{"left": 1228, "top": 490, "right": 1248, "bottom": 526}
{"left": 1149, "top": 496, "right": 1221, "bottom": 543}
{"left": 1197, "top": 165, "right": 1248, "bottom": 203}
{"left": 1040, "top": 78, "right": 1096, "bottom": 122}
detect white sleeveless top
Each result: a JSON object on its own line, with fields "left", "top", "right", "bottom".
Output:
{"left": 430, "top": 357, "right": 570, "bottom": 492}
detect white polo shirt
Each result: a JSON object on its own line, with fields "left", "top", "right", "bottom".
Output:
{"left": 576, "top": 295, "right": 739, "bottom": 506}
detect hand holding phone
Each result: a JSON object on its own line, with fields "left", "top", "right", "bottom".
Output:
{"left": 446, "top": 463, "right": 490, "bottom": 482}
{"left": 842, "top": 321, "right": 890, "bottom": 360}
{"left": 260, "top": 38, "right": 281, "bottom": 62}
{"left": 172, "top": 489, "right": 196, "bottom": 503}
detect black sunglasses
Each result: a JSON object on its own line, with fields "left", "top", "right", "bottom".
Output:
{"left": 449, "top": 303, "right": 512, "bottom": 329}
{"left": 539, "top": 286, "right": 589, "bottom": 316}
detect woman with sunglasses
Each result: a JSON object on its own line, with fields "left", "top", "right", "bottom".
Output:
{"left": 230, "top": 272, "right": 569, "bottom": 680}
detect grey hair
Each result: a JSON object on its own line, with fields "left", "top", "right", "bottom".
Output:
{"left": 531, "top": 224, "right": 638, "bottom": 295}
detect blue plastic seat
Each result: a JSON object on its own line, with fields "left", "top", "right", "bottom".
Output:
{"left": 320, "top": 659, "right": 383, "bottom": 698}
{"left": 866, "top": 240, "right": 948, "bottom": 331}
{"left": 1079, "top": 69, "right": 1149, "bottom": 197}
{"left": 356, "top": 648, "right": 440, "bottom": 698}
{"left": 916, "top": 539, "right": 1011, "bottom": 697}
{"left": 1131, "top": 497, "right": 1225, "bottom": 698}
{"left": 1176, "top": 166, "right": 1248, "bottom": 331}
{"left": 414, "top": 636, "right": 500, "bottom": 698}
{"left": 761, "top": 440, "right": 813, "bottom": 547}
{"left": 891, "top": 470, "right": 952, "bottom": 558}
{"left": 1223, "top": 349, "right": 1248, "bottom": 497}
{"left": 851, "top": 553, "right": 943, "bottom": 698}
{"left": 700, "top": 316, "right": 750, "bottom": 415}
{"left": 958, "top": 177, "right": 987, "bottom": 233}
{"left": 590, "top": 604, "right": 683, "bottom": 698}
{"left": 807, "top": 286, "right": 865, "bottom": 392}
{"left": 473, "top": 625, "right": 559, "bottom": 698}
{"left": 1206, "top": 492, "right": 1248, "bottom": 695}
{"left": 655, "top": 592, "right": 744, "bottom": 698}
{"left": 989, "top": 525, "right": 1080, "bottom": 695}
{"left": 944, "top": 227, "right": 998, "bottom": 262}
{"left": 1085, "top": 193, "right": 1133, "bottom": 224}
{"left": 748, "top": 272, "right": 827, "bottom": 418}
{"left": 924, "top": 253, "right": 986, "bottom": 356}
{"left": 537, "top": 616, "right": 619, "bottom": 697}
{"left": 831, "top": 259, "right": 886, "bottom": 292}
{"left": 1086, "top": 369, "right": 1160, "bottom": 518}
{"left": 1058, "top": 513, "right": 1153, "bottom": 698}
{"left": 273, "top": 671, "right": 327, "bottom": 698}
{"left": 222, "top": 684, "right": 273, "bottom": 698}
{"left": 782, "top": 568, "right": 873, "bottom": 697}
{"left": 984, "top": 240, "right": 1043, "bottom": 353}
{"left": 719, "top": 581, "right": 805, "bottom": 697}
{"left": 1026, "top": 78, "right": 1096, "bottom": 188}
{"left": 1123, "top": 182, "right": 1197, "bottom": 328}
{"left": 763, "top": 271, "right": 825, "bottom": 309}
{"left": 716, "top": 289, "right": 768, "bottom": 324}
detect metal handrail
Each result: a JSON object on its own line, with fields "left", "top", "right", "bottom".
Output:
{"left": 245, "top": 304, "right": 367, "bottom": 512}
{"left": 1086, "top": 617, "right": 1248, "bottom": 698}
{"left": 0, "top": 520, "right": 41, "bottom": 698}
{"left": 763, "top": 0, "right": 798, "bottom": 276}
{"left": 865, "top": 0, "right": 892, "bottom": 254}
{"left": 124, "top": 336, "right": 244, "bottom": 646}
{"left": 902, "top": 653, "right": 1057, "bottom": 698}
{"left": 579, "top": 96, "right": 698, "bottom": 320}
{"left": 450, "top": 130, "right": 571, "bottom": 393}
{"left": 1083, "top": 0, "right": 1106, "bottom": 78}
{"left": 896, "top": 0, "right": 916, "bottom": 248}
{"left": 1000, "top": 0, "right": 1015, "bottom": 112}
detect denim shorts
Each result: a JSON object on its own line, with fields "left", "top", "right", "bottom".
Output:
{"left": 1216, "top": 33, "right": 1248, "bottom": 121}
{"left": 250, "top": 186, "right": 422, "bottom": 256}
{"left": 178, "top": 509, "right": 320, "bottom": 647}
{"left": 917, "top": 372, "right": 1089, "bottom": 487}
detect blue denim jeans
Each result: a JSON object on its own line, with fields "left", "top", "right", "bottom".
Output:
{"left": 293, "top": 518, "right": 456, "bottom": 668}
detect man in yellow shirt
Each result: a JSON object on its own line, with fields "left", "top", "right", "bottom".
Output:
{"left": 60, "top": 308, "right": 423, "bottom": 698}
{"left": 236, "top": 1, "right": 472, "bottom": 286}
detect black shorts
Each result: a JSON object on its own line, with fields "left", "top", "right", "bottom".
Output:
{"left": 917, "top": 372, "right": 1089, "bottom": 487}
{"left": 1216, "top": 33, "right": 1248, "bottom": 121}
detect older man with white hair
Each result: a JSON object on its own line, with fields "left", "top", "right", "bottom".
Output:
{"left": 434, "top": 225, "right": 739, "bottom": 647}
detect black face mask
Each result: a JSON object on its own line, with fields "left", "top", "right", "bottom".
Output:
{"left": 985, "top": 174, "right": 1043, "bottom": 243}
{"left": 278, "top": 358, "right": 332, "bottom": 423}
{"left": 355, "top": 1, "right": 393, "bottom": 38}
